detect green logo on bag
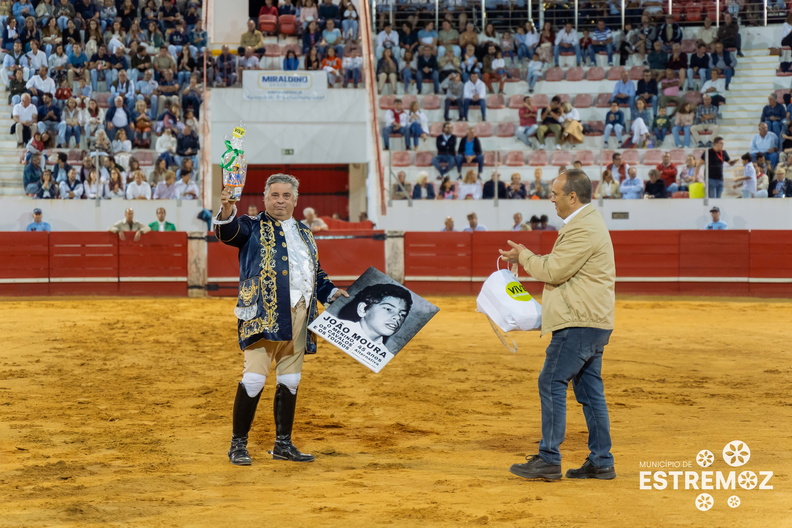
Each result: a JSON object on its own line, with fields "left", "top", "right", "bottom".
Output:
{"left": 505, "top": 281, "right": 532, "bottom": 301}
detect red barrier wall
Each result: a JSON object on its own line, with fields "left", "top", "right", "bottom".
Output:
{"left": 0, "top": 232, "right": 49, "bottom": 296}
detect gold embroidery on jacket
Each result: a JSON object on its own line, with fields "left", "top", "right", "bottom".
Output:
{"left": 240, "top": 218, "right": 280, "bottom": 339}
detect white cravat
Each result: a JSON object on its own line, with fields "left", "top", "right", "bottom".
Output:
{"left": 282, "top": 218, "right": 315, "bottom": 307}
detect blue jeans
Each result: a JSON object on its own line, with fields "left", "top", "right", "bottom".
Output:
{"left": 58, "top": 122, "right": 81, "bottom": 147}
{"left": 415, "top": 69, "right": 439, "bottom": 94}
{"left": 432, "top": 154, "right": 456, "bottom": 176}
{"left": 515, "top": 124, "right": 538, "bottom": 146}
{"left": 672, "top": 125, "right": 691, "bottom": 147}
{"left": 407, "top": 122, "right": 423, "bottom": 148}
{"left": 342, "top": 19, "right": 359, "bottom": 40}
{"left": 653, "top": 127, "right": 667, "bottom": 143}
{"left": 554, "top": 43, "right": 581, "bottom": 66}
{"left": 538, "top": 327, "right": 614, "bottom": 467}
{"left": 382, "top": 125, "right": 405, "bottom": 150}
{"left": 589, "top": 43, "right": 613, "bottom": 64}
{"left": 527, "top": 71, "right": 541, "bottom": 90}
{"left": 463, "top": 98, "right": 486, "bottom": 120}
{"left": 345, "top": 67, "right": 360, "bottom": 85}
{"left": 765, "top": 120, "right": 782, "bottom": 137}
{"left": 455, "top": 154, "right": 483, "bottom": 175}
{"left": 708, "top": 178, "right": 724, "bottom": 198}
{"left": 401, "top": 68, "right": 412, "bottom": 92}
{"left": 444, "top": 97, "right": 461, "bottom": 120}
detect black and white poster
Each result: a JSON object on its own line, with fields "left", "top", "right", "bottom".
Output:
{"left": 308, "top": 267, "right": 439, "bottom": 373}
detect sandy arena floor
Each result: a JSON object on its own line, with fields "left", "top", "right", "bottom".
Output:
{"left": 0, "top": 296, "right": 790, "bottom": 528}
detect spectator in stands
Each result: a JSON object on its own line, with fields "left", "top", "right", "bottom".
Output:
{"left": 304, "top": 46, "right": 321, "bottom": 71}
{"left": 438, "top": 19, "right": 461, "bottom": 58}
{"left": 24, "top": 131, "right": 44, "bottom": 163}
{"left": 58, "top": 97, "right": 80, "bottom": 147}
{"left": 126, "top": 170, "right": 151, "bottom": 199}
{"left": 175, "top": 125, "right": 198, "bottom": 166}
{"left": 411, "top": 172, "right": 435, "bottom": 199}
{"left": 36, "top": 92, "right": 59, "bottom": 136}
{"left": 375, "top": 22, "right": 400, "bottom": 61}
{"left": 709, "top": 42, "right": 734, "bottom": 90}
{"left": 12, "top": 92, "right": 36, "bottom": 147}
{"left": 239, "top": 19, "right": 265, "bottom": 56}
{"left": 433, "top": 121, "right": 457, "bottom": 179}
{"left": 459, "top": 21, "right": 479, "bottom": 53}
{"left": 658, "top": 69, "right": 684, "bottom": 114}
{"left": 318, "top": 0, "right": 340, "bottom": 30}
{"left": 406, "top": 100, "right": 428, "bottom": 150}
{"left": 780, "top": 122, "right": 792, "bottom": 166}
{"left": 441, "top": 71, "right": 464, "bottom": 121}
{"left": 526, "top": 51, "right": 544, "bottom": 93}
{"left": 606, "top": 152, "right": 628, "bottom": 182}
{"left": 761, "top": 93, "right": 785, "bottom": 137}
{"left": 437, "top": 42, "right": 461, "bottom": 82}
{"left": 9, "top": 69, "right": 27, "bottom": 106}
{"left": 302, "top": 20, "right": 322, "bottom": 56}
{"left": 528, "top": 168, "right": 548, "bottom": 199}
{"left": 383, "top": 97, "right": 408, "bottom": 151}
{"left": 416, "top": 45, "right": 439, "bottom": 95}
{"left": 647, "top": 40, "right": 667, "bottom": 76}
{"left": 560, "top": 101, "right": 583, "bottom": 149}
{"left": 516, "top": 95, "right": 538, "bottom": 147}
{"left": 456, "top": 127, "right": 483, "bottom": 178}
{"left": 109, "top": 208, "right": 150, "bottom": 240}
{"left": 83, "top": 169, "right": 108, "bottom": 199}
{"left": 750, "top": 122, "right": 780, "bottom": 169}
{"left": 691, "top": 95, "right": 719, "bottom": 148}
{"left": 770, "top": 167, "right": 792, "bottom": 197}
{"left": 26, "top": 65, "right": 54, "bottom": 106}
{"left": 687, "top": 44, "right": 710, "bottom": 91}
{"left": 672, "top": 102, "right": 694, "bottom": 148}
{"left": 619, "top": 22, "right": 640, "bottom": 67}
{"left": 538, "top": 214, "right": 556, "bottom": 231}
{"left": 237, "top": 46, "right": 259, "bottom": 84}
{"left": 732, "top": 152, "right": 758, "bottom": 198}
{"left": 174, "top": 169, "right": 199, "bottom": 199}
{"left": 49, "top": 151, "right": 69, "bottom": 183}
{"left": 391, "top": 170, "right": 412, "bottom": 199}
{"left": 88, "top": 43, "right": 113, "bottom": 91}
{"left": 342, "top": 51, "right": 362, "bottom": 88}
{"left": 666, "top": 43, "right": 687, "bottom": 87}
{"left": 460, "top": 43, "right": 481, "bottom": 84}
{"left": 516, "top": 22, "right": 538, "bottom": 62}
{"left": 536, "top": 96, "right": 563, "bottom": 150}
{"left": 340, "top": 0, "right": 358, "bottom": 41}
{"left": 398, "top": 21, "right": 418, "bottom": 60}
{"left": 152, "top": 170, "right": 178, "bottom": 199}
{"left": 398, "top": 49, "right": 416, "bottom": 93}
{"left": 462, "top": 71, "right": 486, "bottom": 122}
{"left": 111, "top": 69, "right": 135, "bottom": 112}
{"left": 22, "top": 151, "right": 42, "bottom": 194}
{"left": 589, "top": 20, "right": 614, "bottom": 66}
{"left": 66, "top": 42, "right": 89, "bottom": 87}
{"left": 320, "top": 19, "right": 344, "bottom": 58}
{"left": 189, "top": 19, "right": 208, "bottom": 56}
{"left": 441, "top": 216, "right": 455, "bottom": 231}
{"left": 105, "top": 95, "right": 132, "bottom": 141}
{"left": 656, "top": 152, "right": 679, "bottom": 194}
{"left": 603, "top": 101, "right": 624, "bottom": 148}
{"left": 81, "top": 97, "right": 104, "bottom": 147}
{"left": 627, "top": 98, "right": 651, "bottom": 148}
{"left": 59, "top": 167, "right": 83, "bottom": 199}
{"left": 611, "top": 69, "right": 635, "bottom": 113}
{"left": 456, "top": 170, "right": 481, "bottom": 200}
{"left": 717, "top": 13, "right": 743, "bottom": 58}
{"left": 463, "top": 211, "right": 487, "bottom": 231}
{"left": 481, "top": 43, "right": 504, "bottom": 95}
{"left": 705, "top": 206, "right": 727, "bottom": 230}
{"left": 536, "top": 21, "right": 554, "bottom": 63}
{"left": 644, "top": 169, "right": 667, "bottom": 198}
{"left": 479, "top": 22, "right": 497, "bottom": 47}
{"left": 700, "top": 136, "right": 737, "bottom": 198}
{"left": 376, "top": 47, "right": 398, "bottom": 94}
{"left": 657, "top": 14, "right": 682, "bottom": 52}
{"left": 302, "top": 207, "right": 329, "bottom": 232}
{"left": 701, "top": 68, "right": 726, "bottom": 107}
{"left": 2, "top": 40, "right": 29, "bottom": 87}
{"left": 554, "top": 23, "right": 581, "bottom": 67}
{"left": 698, "top": 17, "right": 717, "bottom": 49}
{"left": 594, "top": 169, "right": 620, "bottom": 199}
{"left": 215, "top": 45, "right": 237, "bottom": 87}
{"left": 155, "top": 69, "right": 180, "bottom": 115}
{"left": 635, "top": 71, "right": 658, "bottom": 117}
{"left": 511, "top": 212, "right": 524, "bottom": 230}
{"left": 620, "top": 167, "right": 644, "bottom": 199}
{"left": 506, "top": 173, "right": 526, "bottom": 199}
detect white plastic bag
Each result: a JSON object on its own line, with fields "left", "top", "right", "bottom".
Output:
{"left": 476, "top": 262, "right": 542, "bottom": 334}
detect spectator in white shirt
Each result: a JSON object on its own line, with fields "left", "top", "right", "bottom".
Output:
{"left": 125, "top": 170, "right": 152, "bottom": 199}
{"left": 375, "top": 23, "right": 400, "bottom": 60}
{"left": 153, "top": 170, "right": 179, "bottom": 199}
{"left": 60, "top": 167, "right": 84, "bottom": 199}
{"left": 106, "top": 95, "right": 132, "bottom": 141}
{"left": 236, "top": 46, "right": 259, "bottom": 82}
{"left": 26, "top": 41, "right": 48, "bottom": 73}
{"left": 25, "top": 66, "right": 56, "bottom": 105}
{"left": 700, "top": 67, "right": 726, "bottom": 107}
{"left": 174, "top": 170, "right": 199, "bottom": 199}
{"left": 12, "top": 93, "right": 37, "bottom": 147}
{"left": 554, "top": 22, "right": 582, "bottom": 67}
{"left": 383, "top": 97, "right": 408, "bottom": 150}
{"left": 462, "top": 72, "right": 487, "bottom": 121}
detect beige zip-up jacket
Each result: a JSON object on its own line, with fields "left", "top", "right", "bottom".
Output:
{"left": 518, "top": 205, "right": 615, "bottom": 336}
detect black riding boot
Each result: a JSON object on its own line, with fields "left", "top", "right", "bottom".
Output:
{"left": 269, "top": 384, "right": 314, "bottom": 462}
{"left": 228, "top": 382, "right": 262, "bottom": 466}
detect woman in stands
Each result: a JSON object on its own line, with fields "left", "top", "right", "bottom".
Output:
{"left": 107, "top": 168, "right": 126, "bottom": 198}
{"left": 406, "top": 100, "right": 429, "bottom": 150}
{"left": 679, "top": 155, "right": 703, "bottom": 191}
{"left": 156, "top": 128, "right": 177, "bottom": 168}
{"left": 83, "top": 170, "right": 109, "bottom": 200}
{"left": 594, "top": 169, "right": 621, "bottom": 199}
{"left": 456, "top": 170, "right": 481, "bottom": 200}
{"left": 19, "top": 16, "right": 39, "bottom": 52}
{"left": 302, "top": 20, "right": 322, "bottom": 55}
{"left": 81, "top": 98, "right": 104, "bottom": 148}
{"left": 412, "top": 172, "right": 436, "bottom": 200}
{"left": 41, "top": 17, "right": 62, "bottom": 56}
{"left": 340, "top": 0, "right": 359, "bottom": 42}
{"left": 436, "top": 176, "right": 457, "bottom": 200}
{"left": 300, "top": 0, "right": 319, "bottom": 31}
{"left": 131, "top": 99, "right": 152, "bottom": 148}
{"left": 629, "top": 98, "right": 652, "bottom": 148}
{"left": 145, "top": 20, "right": 165, "bottom": 54}
{"left": 342, "top": 51, "right": 362, "bottom": 88}
{"left": 479, "top": 22, "right": 498, "bottom": 47}
{"left": 376, "top": 47, "right": 398, "bottom": 94}
{"left": 2, "top": 17, "right": 18, "bottom": 51}
{"left": 60, "top": 98, "right": 81, "bottom": 149}
{"left": 259, "top": 0, "right": 278, "bottom": 18}
{"left": 149, "top": 158, "right": 168, "bottom": 185}
{"left": 560, "top": 101, "right": 584, "bottom": 149}
{"left": 537, "top": 21, "right": 554, "bottom": 63}
{"left": 672, "top": 102, "right": 694, "bottom": 148}
{"left": 305, "top": 46, "right": 321, "bottom": 71}
{"left": 36, "top": 169, "right": 58, "bottom": 199}
{"left": 321, "top": 47, "right": 342, "bottom": 87}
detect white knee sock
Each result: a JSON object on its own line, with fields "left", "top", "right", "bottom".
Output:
{"left": 276, "top": 373, "right": 301, "bottom": 395}
{"left": 241, "top": 372, "right": 266, "bottom": 397}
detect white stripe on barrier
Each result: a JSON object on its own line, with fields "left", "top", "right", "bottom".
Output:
{"left": 119, "top": 277, "right": 188, "bottom": 283}
{"left": 0, "top": 278, "right": 49, "bottom": 284}
{"left": 0, "top": 277, "right": 188, "bottom": 284}
{"left": 49, "top": 277, "right": 118, "bottom": 283}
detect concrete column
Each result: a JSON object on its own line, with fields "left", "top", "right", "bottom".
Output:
{"left": 187, "top": 231, "right": 207, "bottom": 297}
{"left": 385, "top": 230, "right": 405, "bottom": 284}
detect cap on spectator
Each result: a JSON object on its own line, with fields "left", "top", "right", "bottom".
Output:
{"left": 709, "top": 206, "right": 720, "bottom": 213}
{"left": 33, "top": 208, "right": 42, "bottom": 215}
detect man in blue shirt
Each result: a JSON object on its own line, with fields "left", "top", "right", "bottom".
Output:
{"left": 317, "top": 0, "right": 340, "bottom": 29}
{"left": 611, "top": 70, "right": 636, "bottom": 113}
{"left": 760, "top": 93, "right": 785, "bottom": 137}
{"left": 589, "top": 20, "right": 614, "bottom": 66}
{"left": 750, "top": 122, "right": 779, "bottom": 169}
{"left": 705, "top": 207, "right": 727, "bottom": 230}
{"left": 67, "top": 43, "right": 89, "bottom": 86}
{"left": 26, "top": 208, "right": 51, "bottom": 232}
{"left": 619, "top": 167, "right": 644, "bottom": 199}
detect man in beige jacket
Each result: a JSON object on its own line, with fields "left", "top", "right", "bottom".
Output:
{"left": 500, "top": 169, "right": 616, "bottom": 482}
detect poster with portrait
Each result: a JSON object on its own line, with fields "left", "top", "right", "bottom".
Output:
{"left": 308, "top": 267, "right": 439, "bottom": 373}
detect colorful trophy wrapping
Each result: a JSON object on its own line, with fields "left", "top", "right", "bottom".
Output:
{"left": 221, "top": 126, "right": 247, "bottom": 202}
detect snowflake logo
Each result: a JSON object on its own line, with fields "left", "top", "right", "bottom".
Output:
{"left": 695, "top": 493, "right": 714, "bottom": 512}
{"left": 723, "top": 441, "right": 751, "bottom": 467}
{"left": 727, "top": 496, "right": 741, "bottom": 508}
{"left": 738, "top": 471, "right": 758, "bottom": 490}
{"left": 696, "top": 449, "right": 714, "bottom": 468}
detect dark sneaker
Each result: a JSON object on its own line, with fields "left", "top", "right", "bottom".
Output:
{"left": 565, "top": 458, "right": 616, "bottom": 480}
{"left": 509, "top": 455, "right": 562, "bottom": 481}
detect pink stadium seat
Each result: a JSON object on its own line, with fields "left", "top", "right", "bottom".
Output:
{"left": 575, "top": 150, "right": 595, "bottom": 166}
{"left": 669, "top": 149, "right": 686, "bottom": 165}
{"left": 422, "top": 94, "right": 440, "bottom": 110}
{"left": 586, "top": 67, "right": 605, "bottom": 81}
{"left": 496, "top": 122, "right": 516, "bottom": 137}
{"left": 628, "top": 66, "right": 645, "bottom": 81}
{"left": 415, "top": 151, "right": 433, "bottom": 167}
{"left": 264, "top": 44, "right": 282, "bottom": 61}
{"left": 595, "top": 93, "right": 612, "bottom": 107}
{"left": 544, "top": 67, "right": 564, "bottom": 82}
{"left": 531, "top": 94, "right": 549, "bottom": 107}
{"left": 391, "top": 151, "right": 412, "bottom": 167}
{"left": 529, "top": 150, "right": 548, "bottom": 166}
{"left": 551, "top": 150, "right": 572, "bottom": 167}
{"left": 258, "top": 14, "right": 277, "bottom": 33}
{"left": 558, "top": 93, "right": 570, "bottom": 104}
{"left": 483, "top": 151, "right": 498, "bottom": 166}
{"left": 685, "top": 91, "right": 703, "bottom": 106}
{"left": 279, "top": 14, "right": 297, "bottom": 36}
{"left": 599, "top": 150, "right": 614, "bottom": 165}
{"left": 93, "top": 92, "right": 112, "bottom": 108}
{"left": 777, "top": 68, "right": 792, "bottom": 77}
{"left": 775, "top": 88, "right": 787, "bottom": 101}
{"left": 135, "top": 150, "right": 155, "bottom": 166}
{"left": 680, "top": 39, "right": 697, "bottom": 54}
{"left": 607, "top": 66, "right": 624, "bottom": 81}
{"left": 573, "top": 93, "right": 592, "bottom": 108}
{"left": 67, "top": 149, "right": 85, "bottom": 162}
{"left": 401, "top": 94, "right": 418, "bottom": 109}
{"left": 672, "top": 191, "right": 690, "bottom": 198}
{"left": 474, "top": 121, "right": 493, "bottom": 137}
{"left": 566, "top": 67, "right": 584, "bottom": 82}
{"left": 585, "top": 121, "right": 604, "bottom": 135}
{"left": 686, "top": 3, "right": 703, "bottom": 22}
{"left": 621, "top": 149, "right": 641, "bottom": 166}
{"left": 642, "top": 150, "right": 664, "bottom": 166}
{"left": 506, "top": 68, "right": 521, "bottom": 82}
{"left": 487, "top": 94, "right": 505, "bottom": 109}
{"left": 379, "top": 95, "right": 395, "bottom": 110}
{"left": 508, "top": 94, "right": 524, "bottom": 109}
{"left": 429, "top": 122, "right": 443, "bottom": 137}
{"left": 452, "top": 121, "right": 469, "bottom": 137}
{"left": 282, "top": 43, "right": 301, "bottom": 56}
{"left": 692, "top": 149, "right": 705, "bottom": 160}
{"left": 504, "top": 150, "right": 525, "bottom": 166}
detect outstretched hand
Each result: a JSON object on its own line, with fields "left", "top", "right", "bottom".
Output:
{"left": 330, "top": 289, "right": 350, "bottom": 302}
{"left": 499, "top": 240, "right": 527, "bottom": 265}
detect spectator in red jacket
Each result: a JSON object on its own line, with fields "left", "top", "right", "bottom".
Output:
{"left": 656, "top": 151, "right": 679, "bottom": 193}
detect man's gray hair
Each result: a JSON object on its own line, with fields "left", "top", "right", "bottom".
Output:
{"left": 264, "top": 173, "right": 299, "bottom": 199}
{"left": 559, "top": 168, "right": 592, "bottom": 204}
{"left": 303, "top": 207, "right": 315, "bottom": 216}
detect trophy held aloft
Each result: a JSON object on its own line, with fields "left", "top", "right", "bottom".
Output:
{"left": 221, "top": 126, "right": 247, "bottom": 202}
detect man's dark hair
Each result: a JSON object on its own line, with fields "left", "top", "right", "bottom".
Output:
{"left": 560, "top": 168, "right": 593, "bottom": 204}
{"left": 394, "top": 98, "right": 402, "bottom": 104}
{"left": 58, "top": 152, "right": 67, "bottom": 163}
{"left": 337, "top": 284, "right": 413, "bottom": 324}
{"left": 539, "top": 214, "right": 549, "bottom": 222}
{"left": 443, "top": 121, "right": 451, "bottom": 128}
{"left": 713, "top": 136, "right": 724, "bottom": 145}
{"left": 612, "top": 152, "right": 621, "bottom": 161}
{"left": 741, "top": 153, "right": 752, "bottom": 162}
{"left": 530, "top": 215, "right": 540, "bottom": 223}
